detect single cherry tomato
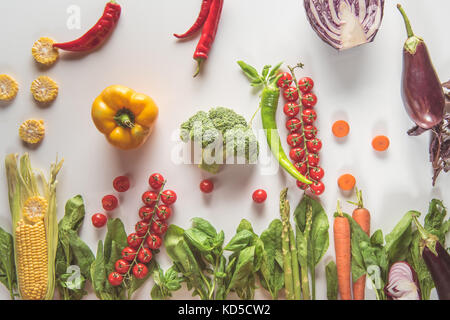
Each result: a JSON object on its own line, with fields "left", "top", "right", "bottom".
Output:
{"left": 294, "top": 162, "right": 308, "bottom": 175}
{"left": 151, "top": 219, "right": 168, "bottom": 235}
{"left": 121, "top": 247, "right": 137, "bottom": 262}
{"left": 298, "top": 77, "right": 314, "bottom": 93}
{"left": 113, "top": 176, "right": 130, "bottom": 193}
{"left": 303, "top": 125, "right": 317, "bottom": 140}
{"left": 302, "top": 93, "right": 317, "bottom": 108}
{"left": 286, "top": 118, "right": 302, "bottom": 133}
{"left": 302, "top": 109, "right": 317, "bottom": 125}
{"left": 102, "top": 195, "right": 118, "bottom": 211}
{"left": 108, "top": 272, "right": 123, "bottom": 286}
{"left": 127, "top": 233, "right": 143, "bottom": 249}
{"left": 135, "top": 221, "right": 149, "bottom": 237}
{"left": 161, "top": 190, "right": 177, "bottom": 205}
{"left": 149, "top": 173, "right": 165, "bottom": 190}
{"left": 277, "top": 72, "right": 293, "bottom": 88}
{"left": 252, "top": 189, "right": 267, "bottom": 203}
{"left": 306, "top": 138, "right": 322, "bottom": 153}
{"left": 132, "top": 263, "right": 148, "bottom": 280}
{"left": 156, "top": 205, "right": 172, "bottom": 220}
{"left": 307, "top": 153, "right": 320, "bottom": 167}
{"left": 310, "top": 181, "right": 325, "bottom": 195}
{"left": 91, "top": 213, "right": 107, "bottom": 228}
{"left": 200, "top": 179, "right": 214, "bottom": 193}
{"left": 142, "top": 191, "right": 158, "bottom": 207}
{"left": 146, "top": 234, "right": 162, "bottom": 250}
{"left": 283, "top": 102, "right": 300, "bottom": 117}
{"left": 296, "top": 180, "right": 309, "bottom": 190}
{"left": 283, "top": 87, "right": 299, "bottom": 102}
{"left": 287, "top": 133, "right": 303, "bottom": 148}
{"left": 139, "top": 206, "right": 154, "bottom": 222}
{"left": 309, "top": 167, "right": 325, "bottom": 181}
{"left": 137, "top": 247, "right": 153, "bottom": 264}
{"left": 289, "top": 147, "right": 305, "bottom": 162}
{"left": 115, "top": 259, "right": 130, "bottom": 274}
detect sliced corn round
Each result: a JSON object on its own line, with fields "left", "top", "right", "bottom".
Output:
{"left": 19, "top": 119, "right": 45, "bottom": 144}
{"left": 0, "top": 74, "right": 19, "bottom": 101}
{"left": 30, "top": 76, "right": 58, "bottom": 103}
{"left": 32, "top": 37, "right": 59, "bottom": 66}
{"left": 23, "top": 196, "right": 48, "bottom": 223}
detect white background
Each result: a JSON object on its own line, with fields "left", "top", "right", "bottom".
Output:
{"left": 0, "top": 0, "right": 449, "bottom": 300}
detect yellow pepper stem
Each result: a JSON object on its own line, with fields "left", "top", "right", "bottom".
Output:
{"left": 114, "top": 109, "right": 135, "bottom": 129}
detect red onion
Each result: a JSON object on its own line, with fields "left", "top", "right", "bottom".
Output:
{"left": 384, "top": 262, "right": 421, "bottom": 300}
{"left": 304, "top": 0, "right": 385, "bottom": 50}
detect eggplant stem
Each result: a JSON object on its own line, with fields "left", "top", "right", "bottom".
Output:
{"left": 412, "top": 215, "right": 438, "bottom": 256}
{"left": 397, "top": 4, "right": 414, "bottom": 38}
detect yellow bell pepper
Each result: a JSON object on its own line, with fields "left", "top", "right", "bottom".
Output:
{"left": 92, "top": 85, "right": 159, "bottom": 150}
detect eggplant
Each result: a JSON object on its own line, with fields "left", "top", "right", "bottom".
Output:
{"left": 397, "top": 4, "right": 445, "bottom": 130}
{"left": 413, "top": 215, "right": 450, "bottom": 300}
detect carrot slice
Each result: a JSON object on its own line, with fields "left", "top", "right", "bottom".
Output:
{"left": 372, "top": 135, "right": 390, "bottom": 151}
{"left": 338, "top": 174, "right": 356, "bottom": 191}
{"left": 332, "top": 120, "right": 350, "bottom": 138}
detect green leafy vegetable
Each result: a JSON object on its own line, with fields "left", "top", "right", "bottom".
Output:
{"left": 325, "top": 261, "right": 338, "bottom": 300}
{"left": 0, "top": 226, "right": 17, "bottom": 299}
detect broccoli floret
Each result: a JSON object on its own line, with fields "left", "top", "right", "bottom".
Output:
{"left": 180, "top": 107, "right": 259, "bottom": 174}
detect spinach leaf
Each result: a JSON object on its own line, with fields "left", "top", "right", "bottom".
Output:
{"left": 191, "top": 218, "right": 217, "bottom": 238}
{"left": 385, "top": 211, "right": 418, "bottom": 265}
{"left": 226, "top": 246, "right": 256, "bottom": 300}
{"left": 424, "top": 199, "right": 447, "bottom": 243}
{"left": 0, "top": 226, "right": 16, "bottom": 299}
{"left": 184, "top": 228, "right": 216, "bottom": 253}
{"left": 224, "top": 230, "right": 254, "bottom": 252}
{"left": 325, "top": 261, "right": 338, "bottom": 300}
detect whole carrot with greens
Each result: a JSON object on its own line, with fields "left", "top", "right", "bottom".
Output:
{"left": 334, "top": 201, "right": 351, "bottom": 300}
{"left": 238, "top": 61, "right": 311, "bottom": 185}
{"left": 348, "top": 188, "right": 370, "bottom": 300}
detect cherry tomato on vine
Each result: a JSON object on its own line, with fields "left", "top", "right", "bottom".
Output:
{"left": 307, "top": 153, "right": 320, "bottom": 167}
{"left": 142, "top": 191, "right": 158, "bottom": 207}
{"left": 113, "top": 176, "right": 130, "bottom": 192}
{"left": 127, "top": 233, "right": 143, "bottom": 249}
{"left": 277, "top": 72, "right": 293, "bottom": 89}
{"left": 283, "top": 87, "right": 299, "bottom": 102}
{"left": 135, "top": 221, "right": 149, "bottom": 237}
{"left": 149, "top": 173, "right": 165, "bottom": 190}
{"left": 296, "top": 180, "right": 309, "bottom": 190}
{"left": 121, "top": 247, "right": 137, "bottom": 262}
{"left": 310, "top": 181, "right": 325, "bottom": 195}
{"left": 200, "top": 179, "right": 214, "bottom": 194}
{"left": 307, "top": 138, "right": 323, "bottom": 153}
{"left": 302, "top": 109, "right": 317, "bottom": 125}
{"left": 115, "top": 259, "right": 130, "bottom": 274}
{"left": 91, "top": 213, "right": 107, "bottom": 228}
{"left": 146, "top": 234, "right": 162, "bottom": 250}
{"left": 252, "top": 189, "right": 267, "bottom": 203}
{"left": 161, "top": 190, "right": 177, "bottom": 205}
{"left": 283, "top": 102, "right": 300, "bottom": 117}
{"left": 309, "top": 167, "right": 325, "bottom": 181}
{"left": 298, "top": 77, "right": 314, "bottom": 93}
{"left": 138, "top": 206, "right": 153, "bottom": 222}
{"left": 287, "top": 133, "right": 303, "bottom": 148}
{"left": 303, "top": 125, "right": 317, "bottom": 140}
{"left": 137, "top": 247, "right": 153, "bottom": 264}
{"left": 294, "top": 162, "right": 308, "bottom": 175}
{"left": 151, "top": 219, "right": 168, "bottom": 235}
{"left": 108, "top": 272, "right": 123, "bottom": 286}
{"left": 102, "top": 195, "right": 118, "bottom": 211}
{"left": 289, "top": 147, "right": 305, "bottom": 162}
{"left": 302, "top": 93, "right": 317, "bottom": 108}
{"left": 156, "top": 205, "right": 172, "bottom": 220}
{"left": 132, "top": 263, "right": 148, "bottom": 280}
{"left": 286, "top": 118, "right": 302, "bottom": 133}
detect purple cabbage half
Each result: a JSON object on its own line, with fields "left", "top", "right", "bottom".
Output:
{"left": 304, "top": 0, "right": 385, "bottom": 50}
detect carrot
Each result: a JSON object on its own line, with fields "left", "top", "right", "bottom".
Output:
{"left": 334, "top": 201, "right": 352, "bottom": 300}
{"left": 349, "top": 188, "right": 370, "bottom": 300}
{"left": 338, "top": 174, "right": 356, "bottom": 191}
{"left": 372, "top": 135, "right": 390, "bottom": 151}
{"left": 332, "top": 120, "right": 350, "bottom": 138}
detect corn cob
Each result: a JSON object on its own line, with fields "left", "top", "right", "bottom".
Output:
{"left": 31, "top": 37, "right": 59, "bottom": 66}
{"left": 30, "top": 76, "right": 58, "bottom": 103}
{"left": 19, "top": 120, "right": 45, "bottom": 145}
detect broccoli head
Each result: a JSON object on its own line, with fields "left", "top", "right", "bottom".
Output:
{"left": 180, "top": 107, "right": 259, "bottom": 174}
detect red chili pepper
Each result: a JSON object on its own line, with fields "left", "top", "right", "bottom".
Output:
{"left": 53, "top": 0, "right": 121, "bottom": 52}
{"left": 174, "top": 0, "right": 213, "bottom": 39}
{"left": 193, "top": 0, "right": 224, "bottom": 77}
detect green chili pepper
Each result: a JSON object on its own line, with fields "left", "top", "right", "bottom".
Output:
{"left": 238, "top": 61, "right": 312, "bottom": 185}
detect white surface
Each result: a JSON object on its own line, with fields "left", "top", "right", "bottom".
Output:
{"left": 0, "top": 0, "right": 449, "bottom": 300}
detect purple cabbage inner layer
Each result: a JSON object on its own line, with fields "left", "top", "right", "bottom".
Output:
{"left": 304, "top": 0, "right": 385, "bottom": 50}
